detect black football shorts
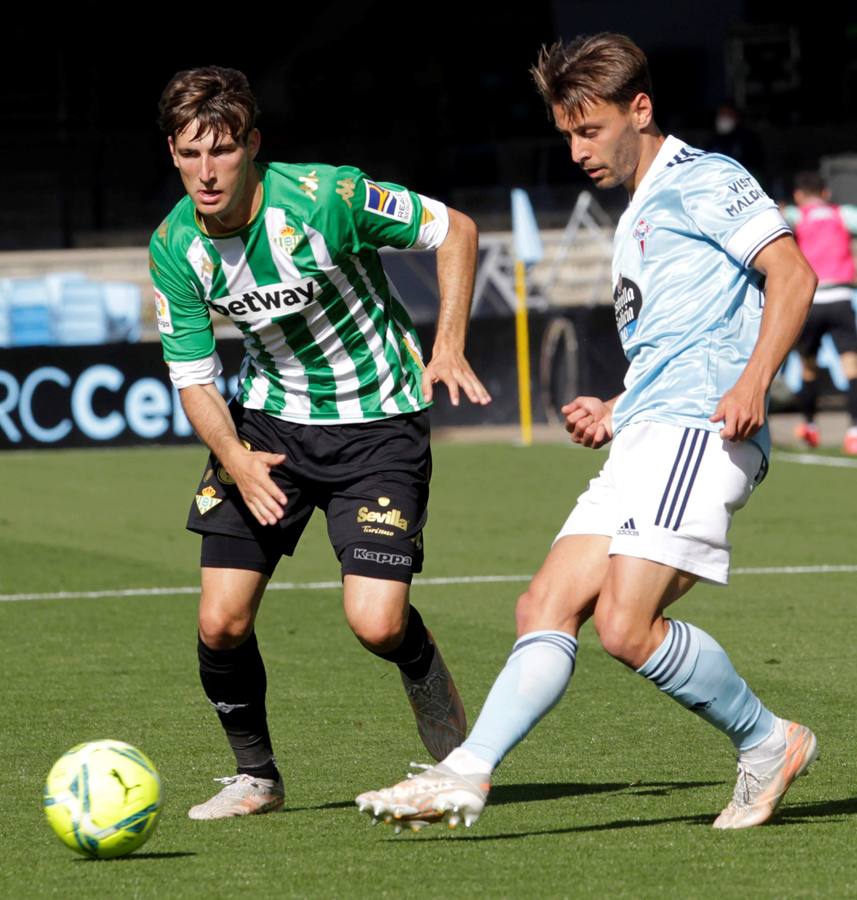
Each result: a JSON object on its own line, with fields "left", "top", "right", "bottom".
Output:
{"left": 187, "top": 405, "right": 430, "bottom": 583}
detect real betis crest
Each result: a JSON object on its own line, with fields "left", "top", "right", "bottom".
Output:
{"left": 275, "top": 223, "right": 303, "bottom": 256}
{"left": 195, "top": 485, "right": 223, "bottom": 516}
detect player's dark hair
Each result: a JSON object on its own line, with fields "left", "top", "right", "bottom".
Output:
{"left": 794, "top": 171, "right": 826, "bottom": 196}
{"left": 158, "top": 66, "right": 259, "bottom": 143}
{"left": 531, "top": 33, "right": 653, "bottom": 119}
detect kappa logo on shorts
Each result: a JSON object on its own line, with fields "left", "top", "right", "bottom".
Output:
{"left": 353, "top": 548, "right": 413, "bottom": 567}
{"left": 195, "top": 486, "right": 222, "bottom": 516}
{"left": 616, "top": 518, "right": 639, "bottom": 536}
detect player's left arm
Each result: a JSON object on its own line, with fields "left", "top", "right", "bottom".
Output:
{"left": 423, "top": 208, "right": 492, "bottom": 407}
{"left": 710, "top": 234, "right": 817, "bottom": 440}
{"left": 343, "top": 170, "right": 490, "bottom": 407}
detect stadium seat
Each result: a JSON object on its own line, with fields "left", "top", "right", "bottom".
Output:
{"left": 0, "top": 279, "right": 10, "bottom": 347}
{"left": 54, "top": 281, "right": 109, "bottom": 345}
{"left": 102, "top": 282, "right": 142, "bottom": 342}
{"left": 8, "top": 278, "right": 55, "bottom": 346}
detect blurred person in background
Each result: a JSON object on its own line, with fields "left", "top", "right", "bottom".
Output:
{"left": 707, "top": 101, "right": 765, "bottom": 182}
{"left": 782, "top": 171, "right": 857, "bottom": 454}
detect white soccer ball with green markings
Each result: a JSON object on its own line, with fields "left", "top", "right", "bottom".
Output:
{"left": 43, "top": 740, "right": 162, "bottom": 859}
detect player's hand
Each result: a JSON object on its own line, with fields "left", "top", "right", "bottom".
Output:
{"left": 709, "top": 379, "right": 766, "bottom": 441}
{"left": 422, "top": 349, "right": 492, "bottom": 407}
{"left": 224, "top": 448, "right": 288, "bottom": 526}
{"left": 562, "top": 396, "right": 613, "bottom": 449}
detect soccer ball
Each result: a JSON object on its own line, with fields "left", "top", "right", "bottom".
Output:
{"left": 43, "top": 740, "right": 162, "bottom": 859}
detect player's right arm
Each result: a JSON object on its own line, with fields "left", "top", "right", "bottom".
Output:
{"left": 561, "top": 395, "right": 619, "bottom": 448}
{"left": 149, "top": 226, "right": 286, "bottom": 526}
{"left": 178, "top": 383, "right": 287, "bottom": 526}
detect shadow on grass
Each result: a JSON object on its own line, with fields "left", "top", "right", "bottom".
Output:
{"left": 284, "top": 800, "right": 356, "bottom": 812}
{"left": 490, "top": 780, "right": 721, "bottom": 806}
{"left": 776, "top": 795, "right": 857, "bottom": 823}
{"left": 384, "top": 794, "right": 857, "bottom": 841}
{"left": 286, "top": 780, "right": 719, "bottom": 814}
{"left": 75, "top": 852, "right": 197, "bottom": 862}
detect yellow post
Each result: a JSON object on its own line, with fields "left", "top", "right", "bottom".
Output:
{"left": 514, "top": 258, "right": 533, "bottom": 446}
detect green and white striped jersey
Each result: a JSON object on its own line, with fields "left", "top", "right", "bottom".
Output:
{"left": 149, "top": 162, "right": 448, "bottom": 423}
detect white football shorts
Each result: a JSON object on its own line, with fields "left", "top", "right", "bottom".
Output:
{"left": 555, "top": 421, "right": 766, "bottom": 585}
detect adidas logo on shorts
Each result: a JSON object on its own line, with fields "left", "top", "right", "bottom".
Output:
{"left": 616, "top": 518, "right": 639, "bottom": 536}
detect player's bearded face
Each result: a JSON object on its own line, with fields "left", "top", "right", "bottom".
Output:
{"left": 553, "top": 100, "right": 643, "bottom": 192}
{"left": 168, "top": 122, "right": 261, "bottom": 232}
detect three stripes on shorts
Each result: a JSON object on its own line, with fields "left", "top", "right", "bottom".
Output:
{"left": 654, "top": 428, "right": 710, "bottom": 531}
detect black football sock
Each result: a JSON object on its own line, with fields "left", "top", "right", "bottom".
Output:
{"left": 198, "top": 632, "right": 279, "bottom": 781}
{"left": 373, "top": 605, "right": 436, "bottom": 680}
{"left": 797, "top": 377, "right": 818, "bottom": 423}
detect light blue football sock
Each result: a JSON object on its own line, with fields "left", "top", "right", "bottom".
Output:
{"left": 461, "top": 630, "right": 578, "bottom": 769}
{"left": 637, "top": 619, "right": 774, "bottom": 751}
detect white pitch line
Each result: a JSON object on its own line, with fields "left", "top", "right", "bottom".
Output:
{"left": 776, "top": 452, "right": 857, "bottom": 468}
{"left": 0, "top": 567, "right": 855, "bottom": 604}
{"left": 733, "top": 564, "right": 857, "bottom": 575}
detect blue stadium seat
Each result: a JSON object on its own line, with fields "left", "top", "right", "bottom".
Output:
{"left": 102, "top": 281, "right": 142, "bottom": 342}
{"left": 8, "top": 278, "right": 55, "bottom": 346}
{"left": 0, "top": 279, "right": 10, "bottom": 347}
{"left": 54, "top": 281, "right": 109, "bottom": 345}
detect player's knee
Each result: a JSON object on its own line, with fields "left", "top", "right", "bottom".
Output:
{"left": 515, "top": 587, "right": 547, "bottom": 633}
{"left": 340, "top": 542, "right": 415, "bottom": 651}
{"left": 198, "top": 607, "right": 255, "bottom": 649}
{"left": 593, "top": 603, "right": 648, "bottom": 666}
{"left": 515, "top": 583, "right": 592, "bottom": 635}
{"left": 348, "top": 609, "right": 408, "bottom": 653}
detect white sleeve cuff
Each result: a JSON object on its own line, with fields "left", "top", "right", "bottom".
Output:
{"left": 411, "top": 195, "right": 450, "bottom": 250}
{"left": 168, "top": 352, "right": 223, "bottom": 389}
{"left": 724, "top": 208, "right": 791, "bottom": 267}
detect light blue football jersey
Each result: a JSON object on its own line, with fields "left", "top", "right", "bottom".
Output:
{"left": 610, "top": 135, "right": 791, "bottom": 461}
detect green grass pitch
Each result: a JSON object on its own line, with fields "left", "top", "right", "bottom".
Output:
{"left": 0, "top": 441, "right": 855, "bottom": 898}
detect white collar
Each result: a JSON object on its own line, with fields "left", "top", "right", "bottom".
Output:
{"left": 626, "top": 135, "right": 686, "bottom": 212}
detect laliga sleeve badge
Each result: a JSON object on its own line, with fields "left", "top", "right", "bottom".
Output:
{"left": 364, "top": 181, "right": 413, "bottom": 223}
{"left": 153, "top": 288, "right": 174, "bottom": 334}
{"left": 195, "top": 486, "right": 223, "bottom": 516}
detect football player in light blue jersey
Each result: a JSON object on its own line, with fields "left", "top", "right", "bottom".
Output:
{"left": 609, "top": 134, "right": 794, "bottom": 461}
{"left": 357, "top": 33, "right": 819, "bottom": 833}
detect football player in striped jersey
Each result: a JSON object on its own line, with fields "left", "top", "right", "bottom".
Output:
{"left": 151, "top": 66, "right": 490, "bottom": 819}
